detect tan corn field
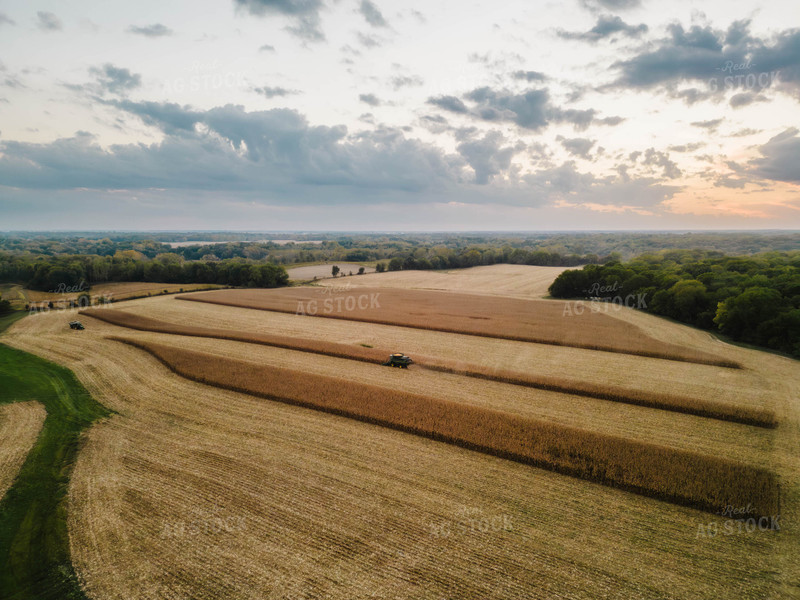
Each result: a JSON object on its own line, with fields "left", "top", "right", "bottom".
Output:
{"left": 112, "top": 294, "right": 776, "bottom": 415}
{"left": 112, "top": 336, "right": 780, "bottom": 518}
{"left": 178, "top": 287, "right": 739, "bottom": 367}
{"left": 76, "top": 326, "right": 773, "bottom": 467}
{"left": 80, "top": 308, "right": 390, "bottom": 364}
{"left": 314, "top": 263, "right": 573, "bottom": 297}
{"left": 22, "top": 281, "right": 223, "bottom": 304}
{"left": 81, "top": 308, "right": 775, "bottom": 427}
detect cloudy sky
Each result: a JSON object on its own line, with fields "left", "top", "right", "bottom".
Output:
{"left": 0, "top": 0, "right": 798, "bottom": 231}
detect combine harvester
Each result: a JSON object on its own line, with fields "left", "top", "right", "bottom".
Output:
{"left": 382, "top": 353, "right": 413, "bottom": 368}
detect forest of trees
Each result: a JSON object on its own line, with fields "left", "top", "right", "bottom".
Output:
{"left": 2, "top": 231, "right": 797, "bottom": 265}
{"left": 0, "top": 252, "right": 288, "bottom": 291}
{"left": 0, "top": 245, "right": 594, "bottom": 292}
{"left": 549, "top": 250, "right": 800, "bottom": 357}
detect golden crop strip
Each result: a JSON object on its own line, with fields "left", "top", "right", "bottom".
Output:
{"left": 80, "top": 309, "right": 388, "bottom": 363}
{"left": 417, "top": 360, "right": 775, "bottom": 428}
{"left": 111, "top": 337, "right": 780, "bottom": 518}
{"left": 177, "top": 288, "right": 741, "bottom": 368}
{"left": 81, "top": 309, "right": 774, "bottom": 427}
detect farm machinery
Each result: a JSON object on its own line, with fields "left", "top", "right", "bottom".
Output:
{"left": 382, "top": 353, "right": 413, "bottom": 368}
{"left": 68, "top": 321, "right": 85, "bottom": 330}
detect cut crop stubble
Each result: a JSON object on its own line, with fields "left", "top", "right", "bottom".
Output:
{"left": 112, "top": 337, "right": 780, "bottom": 519}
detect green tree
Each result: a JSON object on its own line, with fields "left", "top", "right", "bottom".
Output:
{"left": 714, "top": 287, "right": 785, "bottom": 341}
{"left": 331, "top": 265, "right": 340, "bottom": 277}
{"left": 548, "top": 269, "right": 590, "bottom": 298}
{"left": 670, "top": 280, "right": 709, "bottom": 324}
{"left": 77, "top": 292, "right": 91, "bottom": 308}
{"left": 758, "top": 309, "right": 800, "bottom": 356}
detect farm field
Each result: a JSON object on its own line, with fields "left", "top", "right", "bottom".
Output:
{"left": 0, "top": 402, "right": 46, "bottom": 500}
{"left": 81, "top": 308, "right": 775, "bottom": 427}
{"left": 0, "top": 310, "right": 110, "bottom": 599}
{"left": 178, "top": 286, "right": 737, "bottom": 366}
{"left": 69, "top": 315, "right": 776, "bottom": 466}
{"left": 111, "top": 336, "right": 779, "bottom": 517}
{"left": 287, "top": 262, "right": 375, "bottom": 281}
{"left": 315, "top": 263, "right": 573, "bottom": 297}
{"left": 5, "top": 0, "right": 799, "bottom": 594}
{"left": 104, "top": 290, "right": 775, "bottom": 412}
{"left": 4, "top": 282, "right": 225, "bottom": 310}
{"left": 1, "top": 264, "right": 798, "bottom": 599}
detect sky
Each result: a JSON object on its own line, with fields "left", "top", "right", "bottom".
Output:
{"left": 0, "top": 0, "right": 798, "bottom": 231}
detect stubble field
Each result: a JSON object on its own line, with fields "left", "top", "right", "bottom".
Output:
{"left": 2, "top": 264, "right": 798, "bottom": 599}
{"left": 0, "top": 401, "right": 46, "bottom": 500}
{"left": 312, "top": 264, "right": 572, "bottom": 297}
{"left": 4, "top": 282, "right": 224, "bottom": 310}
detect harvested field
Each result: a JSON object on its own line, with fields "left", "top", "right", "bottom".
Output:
{"left": 22, "top": 282, "right": 225, "bottom": 309}
{"left": 81, "top": 308, "right": 775, "bottom": 427}
{"left": 0, "top": 284, "right": 28, "bottom": 310}
{"left": 114, "top": 336, "right": 780, "bottom": 518}
{"left": 80, "top": 308, "right": 390, "bottom": 363}
{"left": 120, "top": 295, "right": 774, "bottom": 417}
{"left": 178, "top": 287, "right": 739, "bottom": 367}
{"left": 72, "top": 326, "right": 775, "bottom": 466}
{"left": 418, "top": 359, "right": 775, "bottom": 427}
{"left": 316, "top": 263, "right": 573, "bottom": 298}
{"left": 4, "top": 305, "right": 797, "bottom": 600}
{"left": 0, "top": 401, "right": 46, "bottom": 500}
{"left": 0, "top": 319, "right": 110, "bottom": 599}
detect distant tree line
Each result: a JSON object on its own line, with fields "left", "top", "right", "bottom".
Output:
{"left": 3, "top": 231, "right": 797, "bottom": 265}
{"left": 377, "top": 246, "right": 597, "bottom": 273}
{"left": 549, "top": 250, "right": 800, "bottom": 357}
{"left": 0, "top": 245, "right": 597, "bottom": 293}
{"left": 0, "top": 252, "right": 288, "bottom": 291}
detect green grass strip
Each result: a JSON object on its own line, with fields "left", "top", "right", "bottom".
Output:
{"left": 0, "top": 311, "right": 110, "bottom": 599}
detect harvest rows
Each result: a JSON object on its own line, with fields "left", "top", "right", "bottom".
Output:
{"left": 178, "top": 287, "right": 739, "bottom": 367}
{"left": 113, "top": 336, "right": 780, "bottom": 518}
{"left": 80, "top": 287, "right": 782, "bottom": 517}
{"left": 4, "top": 288, "right": 796, "bottom": 600}
{"left": 82, "top": 308, "right": 774, "bottom": 427}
